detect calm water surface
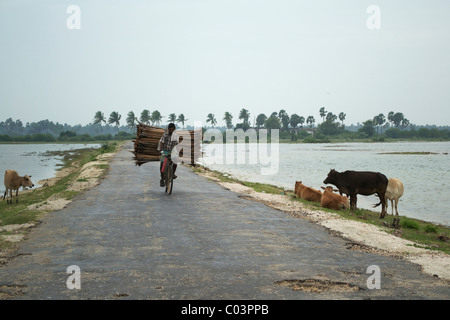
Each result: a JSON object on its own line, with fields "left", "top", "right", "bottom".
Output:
{"left": 202, "top": 141, "right": 450, "bottom": 226}
{"left": 0, "top": 143, "right": 100, "bottom": 188}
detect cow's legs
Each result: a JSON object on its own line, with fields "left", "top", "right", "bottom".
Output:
{"left": 384, "top": 195, "right": 389, "bottom": 215}
{"left": 394, "top": 198, "right": 399, "bottom": 216}
{"left": 350, "top": 194, "right": 357, "bottom": 211}
{"left": 15, "top": 189, "right": 19, "bottom": 203}
{"left": 379, "top": 193, "right": 387, "bottom": 218}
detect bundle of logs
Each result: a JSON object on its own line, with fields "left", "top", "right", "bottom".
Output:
{"left": 133, "top": 122, "right": 202, "bottom": 166}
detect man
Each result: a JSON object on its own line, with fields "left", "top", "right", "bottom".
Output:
{"left": 158, "top": 123, "right": 178, "bottom": 187}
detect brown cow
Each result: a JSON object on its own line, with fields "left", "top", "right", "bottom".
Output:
{"left": 3, "top": 170, "right": 34, "bottom": 204}
{"left": 320, "top": 186, "right": 349, "bottom": 210}
{"left": 294, "top": 181, "right": 322, "bottom": 203}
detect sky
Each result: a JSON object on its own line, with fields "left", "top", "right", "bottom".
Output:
{"left": 1, "top": 0, "right": 449, "bottom": 128}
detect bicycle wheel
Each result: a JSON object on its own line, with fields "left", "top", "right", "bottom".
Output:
{"left": 165, "top": 164, "right": 173, "bottom": 195}
{"left": 167, "top": 164, "right": 174, "bottom": 195}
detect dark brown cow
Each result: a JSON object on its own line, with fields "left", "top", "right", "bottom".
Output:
{"left": 323, "top": 169, "right": 388, "bottom": 218}
{"left": 3, "top": 170, "right": 34, "bottom": 204}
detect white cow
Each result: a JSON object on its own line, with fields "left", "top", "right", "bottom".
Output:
{"left": 384, "top": 178, "right": 404, "bottom": 216}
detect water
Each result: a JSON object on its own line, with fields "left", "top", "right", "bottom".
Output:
{"left": 201, "top": 141, "right": 450, "bottom": 226}
{"left": 0, "top": 143, "right": 100, "bottom": 188}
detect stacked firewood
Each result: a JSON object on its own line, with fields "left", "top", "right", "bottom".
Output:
{"left": 133, "top": 122, "right": 202, "bottom": 166}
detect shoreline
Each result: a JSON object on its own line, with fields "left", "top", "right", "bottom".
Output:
{"left": 0, "top": 143, "right": 120, "bottom": 263}
{"left": 193, "top": 165, "right": 450, "bottom": 282}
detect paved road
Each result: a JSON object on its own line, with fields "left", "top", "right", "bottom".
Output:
{"left": 1, "top": 142, "right": 449, "bottom": 300}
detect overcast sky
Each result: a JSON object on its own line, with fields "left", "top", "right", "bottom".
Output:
{"left": 1, "top": 0, "right": 449, "bottom": 127}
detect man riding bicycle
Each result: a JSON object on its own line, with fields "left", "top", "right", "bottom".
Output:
{"left": 158, "top": 123, "right": 178, "bottom": 187}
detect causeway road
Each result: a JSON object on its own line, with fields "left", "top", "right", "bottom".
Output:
{"left": 1, "top": 142, "right": 449, "bottom": 300}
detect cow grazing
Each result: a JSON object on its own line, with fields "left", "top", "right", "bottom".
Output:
{"left": 323, "top": 169, "right": 388, "bottom": 218}
{"left": 320, "top": 186, "right": 349, "bottom": 210}
{"left": 374, "top": 178, "right": 404, "bottom": 216}
{"left": 3, "top": 170, "right": 34, "bottom": 204}
{"left": 294, "top": 181, "right": 322, "bottom": 203}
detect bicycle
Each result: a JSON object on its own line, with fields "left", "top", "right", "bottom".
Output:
{"left": 161, "top": 151, "right": 174, "bottom": 195}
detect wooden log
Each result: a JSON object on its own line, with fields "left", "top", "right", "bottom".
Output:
{"left": 133, "top": 123, "right": 203, "bottom": 166}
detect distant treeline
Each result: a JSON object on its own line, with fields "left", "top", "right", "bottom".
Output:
{"left": 1, "top": 112, "right": 450, "bottom": 143}
{"left": 0, "top": 118, "right": 135, "bottom": 138}
{"left": 0, "top": 131, "right": 134, "bottom": 142}
{"left": 383, "top": 127, "right": 450, "bottom": 139}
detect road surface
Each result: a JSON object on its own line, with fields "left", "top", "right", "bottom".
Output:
{"left": 1, "top": 142, "right": 449, "bottom": 300}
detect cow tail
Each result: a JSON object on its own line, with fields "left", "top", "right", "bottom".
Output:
{"left": 373, "top": 201, "right": 381, "bottom": 208}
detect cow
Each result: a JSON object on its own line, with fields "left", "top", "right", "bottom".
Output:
{"left": 320, "top": 186, "right": 349, "bottom": 210}
{"left": 294, "top": 181, "right": 322, "bottom": 203}
{"left": 3, "top": 170, "right": 34, "bottom": 204}
{"left": 374, "top": 178, "right": 404, "bottom": 216}
{"left": 323, "top": 169, "right": 388, "bottom": 218}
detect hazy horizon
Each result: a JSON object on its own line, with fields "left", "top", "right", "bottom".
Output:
{"left": 1, "top": 1, "right": 449, "bottom": 127}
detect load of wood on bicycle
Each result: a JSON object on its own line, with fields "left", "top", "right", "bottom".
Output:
{"left": 133, "top": 122, "right": 202, "bottom": 166}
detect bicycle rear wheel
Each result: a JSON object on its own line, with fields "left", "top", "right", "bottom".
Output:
{"left": 165, "top": 164, "right": 173, "bottom": 195}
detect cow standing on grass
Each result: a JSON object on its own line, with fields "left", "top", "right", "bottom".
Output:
{"left": 373, "top": 178, "right": 404, "bottom": 228}
{"left": 3, "top": 170, "right": 34, "bottom": 204}
{"left": 323, "top": 169, "right": 388, "bottom": 218}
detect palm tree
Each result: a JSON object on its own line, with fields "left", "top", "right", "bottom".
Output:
{"left": 108, "top": 111, "right": 121, "bottom": 132}
{"left": 339, "top": 112, "right": 346, "bottom": 126}
{"left": 289, "top": 114, "right": 302, "bottom": 129}
{"left": 126, "top": 111, "right": 136, "bottom": 131}
{"left": 264, "top": 114, "right": 281, "bottom": 130}
{"left": 373, "top": 113, "right": 385, "bottom": 134}
{"left": 319, "top": 107, "right": 327, "bottom": 122}
{"left": 387, "top": 111, "right": 395, "bottom": 127}
{"left": 401, "top": 118, "right": 410, "bottom": 130}
{"left": 256, "top": 113, "right": 267, "bottom": 129}
{"left": 307, "top": 116, "right": 315, "bottom": 128}
{"left": 176, "top": 114, "right": 188, "bottom": 129}
{"left": 239, "top": 108, "right": 250, "bottom": 125}
{"left": 206, "top": 113, "right": 217, "bottom": 128}
{"left": 93, "top": 111, "right": 106, "bottom": 133}
{"left": 325, "top": 112, "right": 337, "bottom": 123}
{"left": 168, "top": 113, "right": 177, "bottom": 123}
{"left": 151, "top": 110, "right": 163, "bottom": 126}
{"left": 278, "top": 109, "right": 290, "bottom": 132}
{"left": 223, "top": 112, "right": 233, "bottom": 129}
{"left": 140, "top": 109, "right": 151, "bottom": 125}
